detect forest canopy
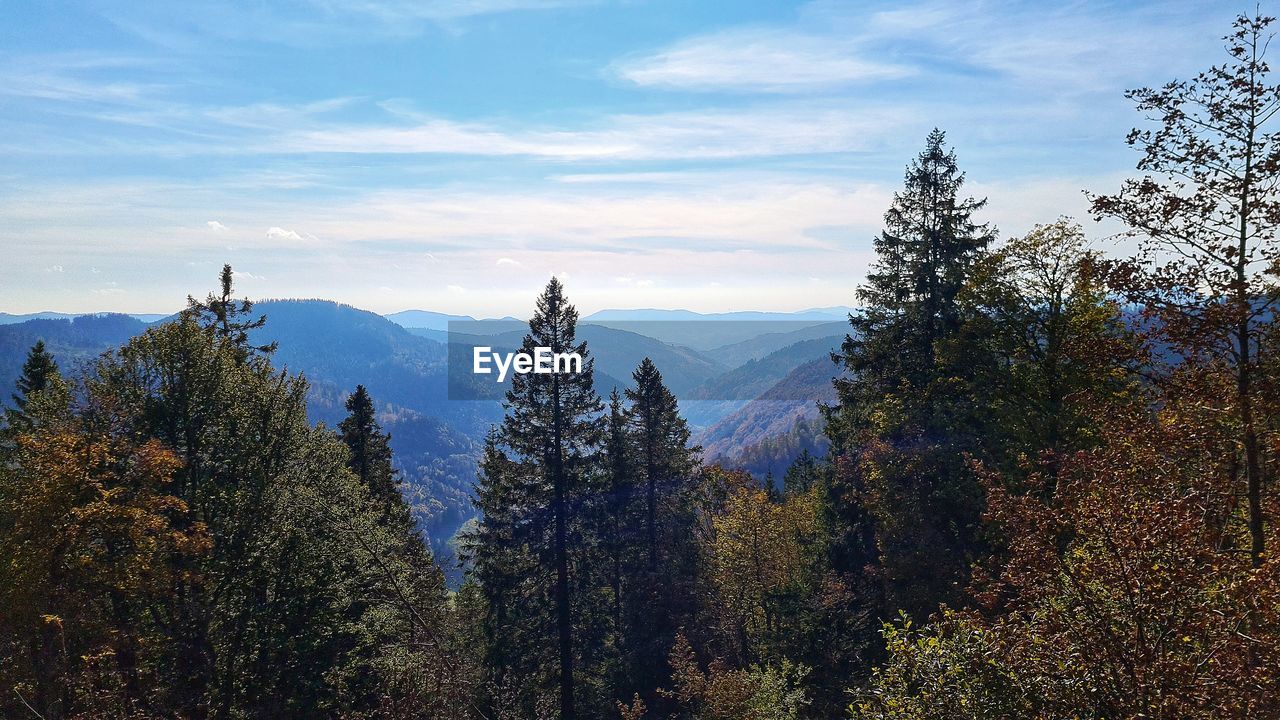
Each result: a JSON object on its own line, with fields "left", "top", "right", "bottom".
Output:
{"left": 2, "top": 11, "right": 1280, "bottom": 720}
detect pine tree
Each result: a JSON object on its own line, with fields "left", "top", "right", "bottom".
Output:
{"left": 469, "top": 277, "right": 604, "bottom": 719}
{"left": 339, "top": 385, "right": 399, "bottom": 512}
{"left": 186, "top": 264, "right": 277, "bottom": 361}
{"left": 626, "top": 358, "right": 694, "bottom": 572}
{"left": 11, "top": 340, "right": 59, "bottom": 411}
{"left": 832, "top": 128, "right": 995, "bottom": 439}
{"left": 602, "top": 389, "right": 635, "bottom": 639}
{"left": 4, "top": 341, "right": 63, "bottom": 436}
{"left": 622, "top": 358, "right": 699, "bottom": 704}
{"left": 825, "top": 130, "right": 996, "bottom": 623}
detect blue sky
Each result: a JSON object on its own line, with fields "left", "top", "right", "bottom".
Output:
{"left": 0, "top": 0, "right": 1243, "bottom": 316}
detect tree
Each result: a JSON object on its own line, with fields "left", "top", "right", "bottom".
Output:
{"left": 339, "top": 385, "right": 400, "bottom": 516}
{"left": 4, "top": 340, "right": 64, "bottom": 441}
{"left": 972, "top": 383, "right": 1280, "bottom": 718}
{"left": 655, "top": 634, "right": 809, "bottom": 720}
{"left": 964, "top": 219, "right": 1138, "bottom": 484}
{"left": 824, "top": 130, "right": 997, "bottom": 621}
{"left": 186, "top": 263, "right": 277, "bottom": 361}
{"left": 11, "top": 339, "right": 59, "bottom": 411}
{"left": 1090, "top": 12, "right": 1280, "bottom": 567}
{"left": 76, "top": 279, "right": 458, "bottom": 717}
{"left": 627, "top": 358, "right": 695, "bottom": 572}
{"left": 468, "top": 277, "right": 605, "bottom": 719}
{"left": 832, "top": 128, "right": 996, "bottom": 430}
{"left": 0, "top": 408, "right": 209, "bottom": 719}
{"left": 601, "top": 388, "right": 636, "bottom": 653}
{"left": 617, "top": 358, "right": 702, "bottom": 702}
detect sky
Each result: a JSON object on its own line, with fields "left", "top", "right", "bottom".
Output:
{"left": 0, "top": 0, "right": 1246, "bottom": 317}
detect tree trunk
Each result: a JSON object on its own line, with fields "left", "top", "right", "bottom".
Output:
{"left": 551, "top": 376, "right": 575, "bottom": 720}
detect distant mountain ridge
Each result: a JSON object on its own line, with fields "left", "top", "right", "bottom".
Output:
{"left": 0, "top": 311, "right": 169, "bottom": 325}
{"left": 0, "top": 299, "right": 856, "bottom": 565}
{"left": 583, "top": 307, "right": 854, "bottom": 322}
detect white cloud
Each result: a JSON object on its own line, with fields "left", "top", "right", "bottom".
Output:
{"left": 44, "top": 264, "right": 64, "bottom": 273}
{"left": 446, "top": 284, "right": 466, "bottom": 294}
{"left": 272, "top": 104, "right": 903, "bottom": 160}
{"left": 233, "top": 270, "right": 266, "bottom": 280}
{"left": 612, "top": 27, "right": 912, "bottom": 93}
{"left": 265, "top": 226, "right": 304, "bottom": 242}
{"left": 496, "top": 257, "right": 522, "bottom": 266}
{"left": 207, "top": 220, "right": 228, "bottom": 231}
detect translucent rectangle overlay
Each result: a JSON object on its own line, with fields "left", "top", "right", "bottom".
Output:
{"left": 445, "top": 319, "right": 849, "bottom": 402}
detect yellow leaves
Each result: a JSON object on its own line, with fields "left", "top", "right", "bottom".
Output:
{"left": 708, "top": 485, "right": 818, "bottom": 640}
{"left": 40, "top": 614, "right": 62, "bottom": 628}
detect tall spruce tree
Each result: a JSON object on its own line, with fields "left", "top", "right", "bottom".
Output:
{"left": 11, "top": 340, "right": 59, "bottom": 411}
{"left": 621, "top": 358, "right": 699, "bottom": 704}
{"left": 825, "top": 129, "right": 996, "bottom": 621}
{"left": 469, "top": 277, "right": 604, "bottom": 719}
{"left": 833, "top": 128, "right": 995, "bottom": 434}
{"left": 339, "top": 385, "right": 399, "bottom": 512}
{"left": 601, "top": 389, "right": 635, "bottom": 640}
{"left": 5, "top": 341, "right": 62, "bottom": 435}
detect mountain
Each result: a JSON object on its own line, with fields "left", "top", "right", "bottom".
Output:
{"left": 386, "top": 310, "right": 525, "bottom": 331}
{"left": 0, "top": 311, "right": 169, "bottom": 325}
{"left": 695, "top": 355, "right": 844, "bottom": 477}
{"left": 706, "top": 321, "right": 847, "bottom": 369}
{"left": 584, "top": 307, "right": 853, "bottom": 322}
{"left": 583, "top": 307, "right": 852, "bottom": 350}
{"left": 448, "top": 323, "right": 727, "bottom": 397}
{"left": 0, "top": 314, "right": 150, "bottom": 382}
{"left": 384, "top": 309, "right": 476, "bottom": 331}
{"left": 0, "top": 299, "right": 846, "bottom": 571}
{"left": 0, "top": 302, "right": 497, "bottom": 570}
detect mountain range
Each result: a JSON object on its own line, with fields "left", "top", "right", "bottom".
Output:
{"left": 0, "top": 300, "right": 851, "bottom": 569}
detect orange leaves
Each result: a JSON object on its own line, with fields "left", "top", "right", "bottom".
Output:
{"left": 973, "top": 384, "right": 1280, "bottom": 718}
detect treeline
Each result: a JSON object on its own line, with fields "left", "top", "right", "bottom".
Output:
{"left": 0, "top": 269, "right": 474, "bottom": 718}
{"left": 3, "top": 11, "right": 1280, "bottom": 720}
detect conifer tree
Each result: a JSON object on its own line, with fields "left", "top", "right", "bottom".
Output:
{"left": 339, "top": 385, "right": 399, "bottom": 512}
{"left": 602, "top": 388, "right": 635, "bottom": 637}
{"left": 825, "top": 130, "right": 996, "bottom": 622}
{"left": 4, "top": 340, "right": 63, "bottom": 435}
{"left": 622, "top": 357, "right": 699, "bottom": 704}
{"left": 11, "top": 340, "right": 59, "bottom": 411}
{"left": 469, "top": 277, "right": 604, "bottom": 719}
{"left": 833, "top": 128, "right": 995, "bottom": 434}
{"left": 186, "top": 264, "right": 277, "bottom": 360}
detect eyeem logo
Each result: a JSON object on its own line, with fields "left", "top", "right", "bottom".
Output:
{"left": 473, "top": 346, "right": 583, "bottom": 382}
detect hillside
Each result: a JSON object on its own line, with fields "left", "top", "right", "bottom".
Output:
{"left": 695, "top": 355, "right": 844, "bottom": 475}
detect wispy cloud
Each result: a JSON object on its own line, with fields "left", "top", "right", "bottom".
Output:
{"left": 270, "top": 103, "right": 905, "bottom": 159}
{"left": 611, "top": 27, "right": 912, "bottom": 93}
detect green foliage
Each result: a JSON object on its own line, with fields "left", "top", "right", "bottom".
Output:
{"left": 185, "top": 263, "right": 277, "bottom": 361}
{"left": 467, "top": 277, "right": 607, "bottom": 719}
{"left": 659, "top": 634, "right": 810, "bottom": 720}
{"left": 11, "top": 339, "right": 59, "bottom": 409}
{"left": 0, "top": 269, "right": 469, "bottom": 720}
{"left": 850, "top": 612, "right": 1037, "bottom": 720}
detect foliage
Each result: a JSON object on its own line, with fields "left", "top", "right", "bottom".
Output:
{"left": 850, "top": 612, "right": 1036, "bottom": 720}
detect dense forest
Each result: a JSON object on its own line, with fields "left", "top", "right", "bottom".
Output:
{"left": 3, "top": 13, "right": 1280, "bottom": 719}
